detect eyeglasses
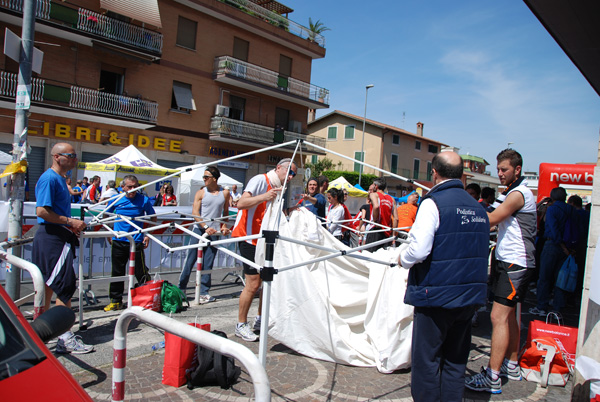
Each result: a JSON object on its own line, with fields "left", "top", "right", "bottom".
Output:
{"left": 202, "top": 175, "right": 213, "bottom": 180}
{"left": 57, "top": 152, "right": 77, "bottom": 159}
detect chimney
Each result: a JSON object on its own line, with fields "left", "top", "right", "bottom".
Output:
{"left": 416, "top": 122, "right": 424, "bottom": 136}
{"left": 308, "top": 109, "right": 316, "bottom": 123}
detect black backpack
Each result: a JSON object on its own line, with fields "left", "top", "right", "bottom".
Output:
{"left": 186, "top": 330, "right": 241, "bottom": 390}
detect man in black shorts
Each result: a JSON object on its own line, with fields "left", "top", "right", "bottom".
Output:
{"left": 33, "top": 142, "right": 92, "bottom": 354}
{"left": 231, "top": 159, "right": 297, "bottom": 341}
{"left": 465, "top": 149, "right": 536, "bottom": 394}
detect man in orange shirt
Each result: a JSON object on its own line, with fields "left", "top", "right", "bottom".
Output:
{"left": 396, "top": 191, "right": 419, "bottom": 239}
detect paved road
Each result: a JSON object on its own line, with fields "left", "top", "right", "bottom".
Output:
{"left": 29, "top": 271, "right": 576, "bottom": 401}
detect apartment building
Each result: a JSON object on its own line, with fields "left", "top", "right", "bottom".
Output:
{"left": 458, "top": 152, "right": 500, "bottom": 191}
{"left": 0, "top": 0, "right": 329, "bottom": 199}
{"left": 308, "top": 111, "right": 446, "bottom": 197}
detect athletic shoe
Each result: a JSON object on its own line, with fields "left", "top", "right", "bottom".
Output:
{"left": 56, "top": 335, "right": 94, "bottom": 354}
{"left": 465, "top": 367, "right": 502, "bottom": 394}
{"left": 104, "top": 302, "right": 123, "bottom": 312}
{"left": 235, "top": 322, "right": 258, "bottom": 342}
{"left": 528, "top": 307, "right": 546, "bottom": 317}
{"left": 500, "top": 359, "right": 522, "bottom": 381}
{"left": 253, "top": 316, "right": 261, "bottom": 332}
{"left": 198, "top": 294, "right": 216, "bottom": 304}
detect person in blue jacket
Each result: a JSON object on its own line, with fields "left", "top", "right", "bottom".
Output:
{"left": 399, "top": 151, "right": 489, "bottom": 402}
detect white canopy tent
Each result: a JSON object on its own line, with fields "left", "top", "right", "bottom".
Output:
{"left": 177, "top": 165, "right": 243, "bottom": 206}
{"left": 77, "top": 145, "right": 179, "bottom": 198}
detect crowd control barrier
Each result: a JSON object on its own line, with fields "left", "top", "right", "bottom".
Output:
{"left": 112, "top": 306, "right": 271, "bottom": 402}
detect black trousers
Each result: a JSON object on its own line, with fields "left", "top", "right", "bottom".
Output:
{"left": 109, "top": 240, "right": 151, "bottom": 303}
{"left": 410, "top": 305, "right": 476, "bottom": 402}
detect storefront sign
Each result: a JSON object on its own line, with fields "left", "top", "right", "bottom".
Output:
{"left": 209, "top": 146, "right": 255, "bottom": 160}
{"left": 29, "top": 122, "right": 183, "bottom": 152}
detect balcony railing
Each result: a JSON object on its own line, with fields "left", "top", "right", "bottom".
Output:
{"left": 218, "top": 0, "right": 325, "bottom": 47}
{"left": 210, "top": 116, "right": 326, "bottom": 151}
{"left": 0, "top": 71, "right": 158, "bottom": 123}
{"left": 215, "top": 56, "right": 330, "bottom": 105}
{"left": 0, "top": 71, "right": 44, "bottom": 101}
{"left": 0, "top": 0, "right": 163, "bottom": 54}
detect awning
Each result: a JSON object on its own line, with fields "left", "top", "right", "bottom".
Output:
{"left": 100, "top": 0, "right": 162, "bottom": 28}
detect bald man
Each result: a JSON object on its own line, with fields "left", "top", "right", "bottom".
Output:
{"left": 399, "top": 151, "right": 489, "bottom": 402}
{"left": 32, "top": 142, "right": 93, "bottom": 354}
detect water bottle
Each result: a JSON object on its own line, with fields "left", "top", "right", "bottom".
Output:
{"left": 151, "top": 340, "right": 165, "bottom": 351}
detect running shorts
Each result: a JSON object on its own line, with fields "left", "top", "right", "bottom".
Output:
{"left": 492, "top": 260, "right": 532, "bottom": 307}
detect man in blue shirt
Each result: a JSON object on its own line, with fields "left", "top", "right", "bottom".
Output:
{"left": 32, "top": 142, "right": 92, "bottom": 354}
{"left": 104, "top": 175, "right": 157, "bottom": 311}
{"left": 530, "top": 186, "right": 575, "bottom": 316}
{"left": 288, "top": 177, "right": 326, "bottom": 220}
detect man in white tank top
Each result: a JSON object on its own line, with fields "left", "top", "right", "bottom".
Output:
{"left": 179, "top": 166, "right": 230, "bottom": 304}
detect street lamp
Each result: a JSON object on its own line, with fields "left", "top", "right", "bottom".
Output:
{"left": 358, "top": 84, "right": 374, "bottom": 187}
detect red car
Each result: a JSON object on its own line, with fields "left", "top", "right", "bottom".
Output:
{"left": 0, "top": 285, "right": 92, "bottom": 401}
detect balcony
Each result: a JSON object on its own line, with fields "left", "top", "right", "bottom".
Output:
{"left": 214, "top": 56, "right": 329, "bottom": 109}
{"left": 0, "top": 71, "right": 158, "bottom": 128}
{"left": 210, "top": 116, "right": 326, "bottom": 154}
{"left": 0, "top": 0, "right": 162, "bottom": 59}
{"left": 217, "top": 0, "right": 325, "bottom": 48}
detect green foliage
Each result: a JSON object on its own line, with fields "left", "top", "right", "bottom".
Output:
{"left": 304, "top": 157, "right": 336, "bottom": 177}
{"left": 321, "top": 171, "right": 377, "bottom": 189}
{"left": 308, "top": 18, "right": 330, "bottom": 41}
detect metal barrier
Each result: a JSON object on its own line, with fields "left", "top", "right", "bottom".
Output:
{"left": 112, "top": 306, "right": 271, "bottom": 402}
{"left": 0, "top": 240, "right": 45, "bottom": 319}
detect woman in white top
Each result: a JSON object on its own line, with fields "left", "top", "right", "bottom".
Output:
{"left": 326, "top": 188, "right": 345, "bottom": 240}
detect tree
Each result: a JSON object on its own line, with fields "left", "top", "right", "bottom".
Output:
{"left": 305, "top": 157, "right": 336, "bottom": 177}
{"left": 308, "top": 18, "right": 330, "bottom": 41}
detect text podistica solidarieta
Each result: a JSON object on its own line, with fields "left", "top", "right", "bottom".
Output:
{"left": 457, "top": 207, "right": 487, "bottom": 223}
{"left": 31, "top": 122, "right": 183, "bottom": 152}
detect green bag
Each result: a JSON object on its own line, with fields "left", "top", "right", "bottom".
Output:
{"left": 161, "top": 281, "right": 189, "bottom": 314}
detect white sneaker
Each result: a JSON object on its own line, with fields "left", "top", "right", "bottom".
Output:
{"left": 198, "top": 294, "right": 216, "bottom": 304}
{"left": 56, "top": 335, "right": 94, "bottom": 354}
{"left": 235, "top": 322, "right": 258, "bottom": 342}
{"left": 253, "top": 316, "right": 261, "bottom": 332}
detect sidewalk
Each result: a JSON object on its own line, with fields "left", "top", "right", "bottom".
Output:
{"left": 35, "top": 273, "right": 576, "bottom": 401}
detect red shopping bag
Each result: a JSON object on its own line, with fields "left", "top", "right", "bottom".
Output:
{"left": 131, "top": 279, "right": 164, "bottom": 312}
{"left": 524, "top": 313, "right": 578, "bottom": 367}
{"left": 162, "top": 323, "right": 211, "bottom": 387}
{"left": 519, "top": 313, "right": 578, "bottom": 387}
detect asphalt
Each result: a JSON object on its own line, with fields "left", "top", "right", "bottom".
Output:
{"left": 20, "top": 271, "right": 579, "bottom": 401}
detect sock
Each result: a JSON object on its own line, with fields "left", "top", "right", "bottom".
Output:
{"left": 237, "top": 322, "right": 245, "bottom": 328}
{"left": 487, "top": 367, "right": 500, "bottom": 381}
{"left": 255, "top": 315, "right": 261, "bottom": 321}
{"left": 59, "top": 331, "right": 74, "bottom": 341}
{"left": 507, "top": 359, "right": 519, "bottom": 370}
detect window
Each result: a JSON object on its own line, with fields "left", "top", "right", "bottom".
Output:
{"left": 428, "top": 144, "right": 438, "bottom": 153}
{"left": 327, "top": 126, "right": 337, "bottom": 140}
{"left": 229, "top": 95, "right": 245, "bottom": 120}
{"left": 344, "top": 125, "right": 355, "bottom": 140}
{"left": 354, "top": 151, "right": 364, "bottom": 173}
{"left": 233, "top": 37, "right": 249, "bottom": 61}
{"left": 171, "top": 81, "right": 195, "bottom": 113}
{"left": 99, "top": 64, "right": 124, "bottom": 95}
{"left": 391, "top": 154, "right": 398, "bottom": 174}
{"left": 392, "top": 134, "right": 400, "bottom": 145}
{"left": 413, "top": 159, "right": 420, "bottom": 180}
{"left": 275, "top": 107, "right": 289, "bottom": 132}
{"left": 427, "top": 161, "right": 432, "bottom": 181}
{"left": 176, "top": 16, "right": 197, "bottom": 50}
{"left": 278, "top": 55, "right": 292, "bottom": 90}
{"left": 311, "top": 155, "right": 318, "bottom": 164}
{"left": 415, "top": 141, "right": 421, "bottom": 150}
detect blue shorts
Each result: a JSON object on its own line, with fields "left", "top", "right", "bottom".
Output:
{"left": 32, "top": 224, "right": 79, "bottom": 304}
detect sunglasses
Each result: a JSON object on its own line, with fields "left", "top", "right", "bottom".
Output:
{"left": 57, "top": 152, "right": 77, "bottom": 159}
{"left": 202, "top": 175, "right": 213, "bottom": 180}
{"left": 288, "top": 170, "right": 296, "bottom": 178}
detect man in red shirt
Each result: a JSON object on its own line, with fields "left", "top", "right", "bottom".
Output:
{"left": 365, "top": 178, "right": 397, "bottom": 252}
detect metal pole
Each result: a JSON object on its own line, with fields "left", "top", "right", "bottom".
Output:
{"left": 6, "top": 0, "right": 36, "bottom": 300}
{"left": 358, "top": 84, "right": 374, "bottom": 187}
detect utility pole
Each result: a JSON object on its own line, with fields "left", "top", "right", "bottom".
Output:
{"left": 6, "top": 0, "right": 36, "bottom": 300}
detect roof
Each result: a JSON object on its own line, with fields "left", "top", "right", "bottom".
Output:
{"left": 524, "top": 0, "right": 600, "bottom": 97}
{"left": 309, "top": 110, "right": 448, "bottom": 146}
{"left": 248, "top": 0, "right": 293, "bottom": 15}
{"left": 460, "top": 154, "right": 489, "bottom": 165}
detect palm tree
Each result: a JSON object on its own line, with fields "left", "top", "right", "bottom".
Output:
{"left": 308, "top": 18, "right": 330, "bottom": 41}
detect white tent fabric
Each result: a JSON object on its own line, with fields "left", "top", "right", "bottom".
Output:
{"left": 177, "top": 166, "right": 243, "bottom": 206}
{"left": 258, "top": 207, "right": 413, "bottom": 372}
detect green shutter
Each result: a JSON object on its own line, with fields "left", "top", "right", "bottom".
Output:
{"left": 344, "top": 126, "right": 355, "bottom": 139}
{"left": 354, "top": 151, "right": 364, "bottom": 173}
{"left": 327, "top": 126, "right": 337, "bottom": 140}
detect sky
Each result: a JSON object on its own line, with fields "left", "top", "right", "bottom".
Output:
{"left": 287, "top": 0, "right": 600, "bottom": 174}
